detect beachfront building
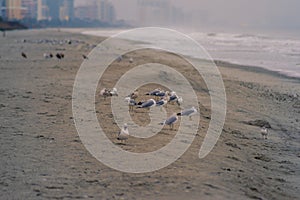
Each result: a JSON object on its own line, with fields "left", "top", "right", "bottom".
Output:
{"left": 37, "top": 0, "right": 47, "bottom": 21}
{"left": 45, "top": 0, "right": 59, "bottom": 21}
{"left": 22, "top": 0, "right": 37, "bottom": 20}
{"left": 74, "top": 3, "right": 98, "bottom": 21}
{"left": 74, "top": 0, "right": 115, "bottom": 24}
{"left": 0, "top": 0, "right": 6, "bottom": 19}
{"left": 6, "top": 0, "right": 24, "bottom": 20}
{"left": 96, "top": 0, "right": 115, "bottom": 23}
{"left": 59, "top": 0, "right": 74, "bottom": 21}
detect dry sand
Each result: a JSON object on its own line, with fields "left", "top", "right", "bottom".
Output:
{"left": 0, "top": 29, "right": 299, "bottom": 200}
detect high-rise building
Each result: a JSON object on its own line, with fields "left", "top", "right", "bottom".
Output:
{"left": 6, "top": 0, "right": 24, "bottom": 20}
{"left": 59, "top": 0, "right": 74, "bottom": 21}
{"left": 45, "top": 0, "right": 59, "bottom": 21}
{"left": 22, "top": 0, "right": 37, "bottom": 19}
{"left": 37, "top": 0, "right": 47, "bottom": 20}
{"left": 0, "top": 0, "right": 6, "bottom": 19}
{"left": 74, "top": 1, "right": 98, "bottom": 21}
{"left": 96, "top": 0, "right": 115, "bottom": 23}
{"left": 75, "top": 0, "right": 115, "bottom": 23}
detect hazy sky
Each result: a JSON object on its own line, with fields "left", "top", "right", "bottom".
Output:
{"left": 75, "top": 0, "right": 300, "bottom": 32}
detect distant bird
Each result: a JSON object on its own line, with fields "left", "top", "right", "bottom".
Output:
{"left": 129, "top": 90, "right": 139, "bottom": 100}
{"left": 138, "top": 99, "right": 156, "bottom": 109}
{"left": 169, "top": 94, "right": 178, "bottom": 103}
{"left": 117, "top": 123, "right": 129, "bottom": 143}
{"left": 155, "top": 90, "right": 169, "bottom": 98}
{"left": 109, "top": 88, "right": 118, "bottom": 96}
{"left": 177, "top": 107, "right": 197, "bottom": 120}
{"left": 117, "top": 55, "right": 123, "bottom": 62}
{"left": 176, "top": 96, "right": 183, "bottom": 106}
{"left": 124, "top": 97, "right": 137, "bottom": 111}
{"left": 261, "top": 127, "right": 268, "bottom": 139}
{"left": 21, "top": 52, "right": 27, "bottom": 59}
{"left": 56, "top": 53, "right": 62, "bottom": 59}
{"left": 156, "top": 97, "right": 168, "bottom": 110}
{"left": 160, "top": 113, "right": 178, "bottom": 130}
{"left": 82, "top": 54, "right": 88, "bottom": 59}
{"left": 129, "top": 57, "right": 134, "bottom": 63}
{"left": 100, "top": 87, "right": 118, "bottom": 99}
{"left": 100, "top": 88, "right": 110, "bottom": 99}
{"left": 43, "top": 53, "right": 53, "bottom": 59}
{"left": 146, "top": 88, "right": 161, "bottom": 96}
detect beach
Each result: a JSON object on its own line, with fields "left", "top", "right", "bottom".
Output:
{"left": 0, "top": 29, "right": 299, "bottom": 200}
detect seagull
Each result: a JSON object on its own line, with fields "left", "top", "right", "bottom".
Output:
{"left": 117, "top": 123, "right": 129, "bottom": 143}
{"left": 129, "top": 90, "right": 139, "bottom": 100}
{"left": 100, "top": 88, "right": 110, "bottom": 99}
{"left": 43, "top": 53, "right": 53, "bottom": 59}
{"left": 177, "top": 107, "right": 197, "bottom": 120}
{"left": 109, "top": 88, "right": 118, "bottom": 96}
{"left": 146, "top": 88, "right": 161, "bottom": 96}
{"left": 156, "top": 97, "right": 168, "bottom": 110}
{"left": 82, "top": 54, "right": 88, "bottom": 59}
{"left": 124, "top": 97, "right": 137, "bottom": 111}
{"left": 169, "top": 94, "right": 178, "bottom": 103}
{"left": 56, "top": 53, "right": 62, "bottom": 59}
{"left": 138, "top": 99, "right": 156, "bottom": 109}
{"left": 21, "top": 52, "right": 27, "bottom": 59}
{"left": 160, "top": 113, "right": 178, "bottom": 130}
{"left": 176, "top": 96, "right": 183, "bottom": 106}
{"left": 117, "top": 55, "right": 123, "bottom": 62}
{"left": 261, "top": 127, "right": 268, "bottom": 139}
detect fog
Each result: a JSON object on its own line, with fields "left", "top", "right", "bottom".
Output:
{"left": 75, "top": 0, "right": 300, "bottom": 33}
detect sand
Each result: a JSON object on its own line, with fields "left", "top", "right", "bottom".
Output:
{"left": 0, "top": 29, "right": 299, "bottom": 200}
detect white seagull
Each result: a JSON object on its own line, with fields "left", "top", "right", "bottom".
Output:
{"left": 177, "top": 107, "right": 198, "bottom": 120}
{"left": 100, "top": 88, "right": 110, "bottom": 99}
{"left": 156, "top": 97, "right": 168, "bottom": 110}
{"left": 124, "top": 97, "right": 137, "bottom": 111}
{"left": 138, "top": 99, "right": 156, "bottom": 109}
{"left": 109, "top": 88, "right": 118, "bottom": 96}
{"left": 261, "top": 127, "right": 268, "bottom": 139}
{"left": 160, "top": 113, "right": 178, "bottom": 130}
{"left": 117, "top": 123, "right": 129, "bottom": 143}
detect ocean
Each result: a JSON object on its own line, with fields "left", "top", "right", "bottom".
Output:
{"left": 81, "top": 28, "right": 300, "bottom": 78}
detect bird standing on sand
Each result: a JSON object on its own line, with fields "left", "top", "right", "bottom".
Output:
{"left": 21, "top": 52, "right": 27, "bottom": 59}
{"left": 124, "top": 97, "right": 137, "bottom": 111}
{"left": 117, "top": 123, "right": 129, "bottom": 143}
{"left": 130, "top": 90, "right": 139, "bottom": 100}
{"left": 82, "top": 54, "right": 88, "bottom": 59}
{"left": 160, "top": 113, "right": 178, "bottom": 130}
{"left": 109, "top": 88, "right": 118, "bottom": 96}
{"left": 261, "top": 127, "right": 268, "bottom": 139}
{"left": 156, "top": 97, "right": 168, "bottom": 110}
{"left": 146, "top": 88, "right": 161, "bottom": 96}
{"left": 138, "top": 99, "right": 156, "bottom": 109}
{"left": 56, "top": 53, "right": 64, "bottom": 60}
{"left": 177, "top": 107, "right": 197, "bottom": 120}
{"left": 43, "top": 53, "right": 53, "bottom": 59}
{"left": 100, "top": 88, "right": 110, "bottom": 99}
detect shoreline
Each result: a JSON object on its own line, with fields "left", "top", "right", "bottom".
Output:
{"left": 1, "top": 29, "right": 299, "bottom": 199}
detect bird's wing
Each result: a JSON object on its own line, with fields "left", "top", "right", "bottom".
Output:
{"left": 182, "top": 109, "right": 195, "bottom": 116}
{"left": 165, "top": 116, "right": 177, "bottom": 125}
{"left": 141, "top": 100, "right": 154, "bottom": 108}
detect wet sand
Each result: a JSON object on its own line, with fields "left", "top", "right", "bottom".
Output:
{"left": 0, "top": 29, "right": 299, "bottom": 200}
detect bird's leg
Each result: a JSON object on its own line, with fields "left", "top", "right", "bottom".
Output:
{"left": 189, "top": 116, "right": 192, "bottom": 121}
